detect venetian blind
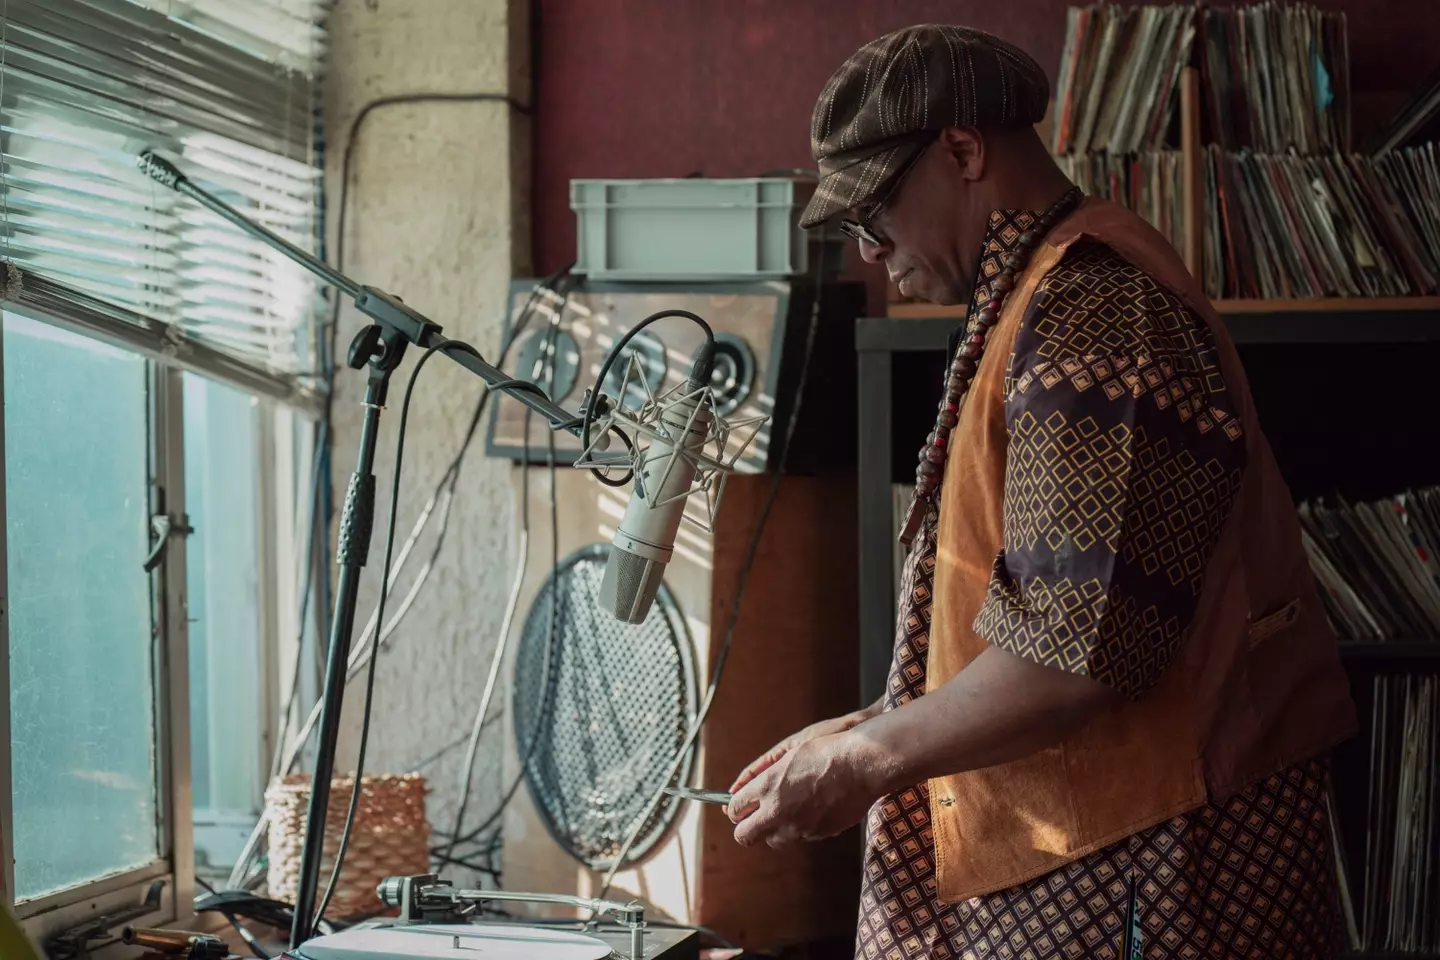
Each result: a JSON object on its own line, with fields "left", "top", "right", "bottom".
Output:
{"left": 0, "top": 0, "right": 327, "bottom": 379}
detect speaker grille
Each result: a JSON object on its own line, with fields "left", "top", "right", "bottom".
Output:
{"left": 512, "top": 544, "right": 697, "bottom": 868}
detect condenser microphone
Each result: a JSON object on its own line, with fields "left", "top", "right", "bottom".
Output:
{"left": 600, "top": 350, "right": 715, "bottom": 623}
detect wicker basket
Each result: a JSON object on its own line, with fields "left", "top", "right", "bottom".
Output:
{"left": 264, "top": 773, "right": 430, "bottom": 919}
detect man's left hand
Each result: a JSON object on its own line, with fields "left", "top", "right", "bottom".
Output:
{"left": 726, "top": 731, "right": 879, "bottom": 849}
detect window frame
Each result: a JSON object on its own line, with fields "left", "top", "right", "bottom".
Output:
{"left": 0, "top": 300, "right": 318, "bottom": 948}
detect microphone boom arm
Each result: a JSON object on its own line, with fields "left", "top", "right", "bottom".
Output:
{"left": 135, "top": 150, "right": 580, "bottom": 434}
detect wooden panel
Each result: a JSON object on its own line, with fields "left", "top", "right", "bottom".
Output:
{"left": 1213, "top": 296, "right": 1440, "bottom": 313}
{"left": 696, "top": 474, "right": 861, "bottom": 947}
{"left": 886, "top": 302, "right": 966, "bottom": 320}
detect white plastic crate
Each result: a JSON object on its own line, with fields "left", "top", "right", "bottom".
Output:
{"left": 570, "top": 177, "right": 837, "bottom": 280}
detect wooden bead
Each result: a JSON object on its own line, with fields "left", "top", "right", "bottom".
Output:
{"left": 959, "top": 344, "right": 980, "bottom": 359}
{"left": 1001, "top": 253, "right": 1021, "bottom": 269}
{"left": 953, "top": 357, "right": 976, "bottom": 376}
{"left": 969, "top": 332, "right": 986, "bottom": 346}
{"left": 918, "top": 460, "right": 940, "bottom": 478}
{"left": 915, "top": 476, "right": 937, "bottom": 494}
{"left": 1017, "top": 230, "right": 1038, "bottom": 247}
{"left": 976, "top": 307, "right": 998, "bottom": 327}
{"left": 993, "top": 274, "right": 1014, "bottom": 294}
{"left": 925, "top": 446, "right": 947, "bottom": 464}
{"left": 938, "top": 410, "right": 958, "bottom": 428}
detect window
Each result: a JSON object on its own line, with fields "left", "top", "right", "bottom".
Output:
{"left": 184, "top": 374, "right": 265, "bottom": 883}
{"left": 4, "top": 312, "right": 156, "bottom": 902}
{"left": 0, "top": 0, "right": 327, "bottom": 942}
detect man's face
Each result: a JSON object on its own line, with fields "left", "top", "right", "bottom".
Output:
{"left": 843, "top": 131, "right": 988, "bottom": 306}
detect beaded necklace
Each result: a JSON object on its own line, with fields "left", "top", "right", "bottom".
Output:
{"left": 898, "top": 186, "right": 1084, "bottom": 547}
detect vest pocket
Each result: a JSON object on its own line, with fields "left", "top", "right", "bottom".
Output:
{"left": 1247, "top": 597, "right": 1301, "bottom": 646}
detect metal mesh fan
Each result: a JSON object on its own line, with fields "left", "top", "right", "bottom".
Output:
{"left": 512, "top": 544, "right": 697, "bottom": 868}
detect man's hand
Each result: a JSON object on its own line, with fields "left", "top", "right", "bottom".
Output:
{"left": 728, "top": 708, "right": 875, "bottom": 795}
{"left": 726, "top": 731, "right": 879, "bottom": 850}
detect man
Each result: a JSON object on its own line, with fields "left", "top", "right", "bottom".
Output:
{"left": 726, "top": 25, "right": 1357, "bottom": 960}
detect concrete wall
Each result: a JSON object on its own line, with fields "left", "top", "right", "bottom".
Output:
{"left": 324, "top": 0, "right": 529, "bottom": 888}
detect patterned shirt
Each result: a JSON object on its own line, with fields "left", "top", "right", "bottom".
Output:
{"left": 855, "top": 211, "right": 1341, "bottom": 960}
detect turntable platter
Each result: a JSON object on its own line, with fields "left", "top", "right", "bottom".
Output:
{"left": 294, "top": 923, "right": 614, "bottom": 960}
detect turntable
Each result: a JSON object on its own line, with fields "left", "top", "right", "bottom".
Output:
{"left": 281, "top": 876, "right": 697, "bottom": 960}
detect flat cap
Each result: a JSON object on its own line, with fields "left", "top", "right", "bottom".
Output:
{"left": 801, "top": 24, "right": 1049, "bottom": 229}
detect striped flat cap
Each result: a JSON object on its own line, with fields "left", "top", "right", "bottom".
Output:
{"left": 800, "top": 24, "right": 1049, "bottom": 229}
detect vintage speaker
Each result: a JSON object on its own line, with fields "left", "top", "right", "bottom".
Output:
{"left": 485, "top": 279, "right": 863, "bottom": 474}
{"left": 493, "top": 280, "right": 864, "bottom": 950}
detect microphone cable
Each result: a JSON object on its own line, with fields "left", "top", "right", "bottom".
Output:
{"left": 225, "top": 267, "right": 572, "bottom": 893}
{"left": 311, "top": 334, "right": 542, "bottom": 929}
{"left": 314, "top": 274, "right": 580, "bottom": 915}
{"left": 225, "top": 88, "right": 537, "bottom": 894}
{"left": 434, "top": 276, "right": 575, "bottom": 874}
{"left": 594, "top": 226, "right": 833, "bottom": 901}
{"left": 578, "top": 308, "right": 714, "bottom": 488}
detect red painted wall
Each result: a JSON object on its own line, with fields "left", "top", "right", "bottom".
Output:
{"left": 532, "top": 0, "right": 1440, "bottom": 281}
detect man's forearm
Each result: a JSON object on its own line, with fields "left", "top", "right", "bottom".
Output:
{"left": 844, "top": 646, "right": 1117, "bottom": 797}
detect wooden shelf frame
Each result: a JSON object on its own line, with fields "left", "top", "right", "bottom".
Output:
{"left": 869, "top": 308, "right": 1440, "bottom": 346}
{"left": 887, "top": 67, "right": 1440, "bottom": 316}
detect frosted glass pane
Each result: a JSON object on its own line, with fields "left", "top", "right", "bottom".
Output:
{"left": 184, "top": 373, "right": 262, "bottom": 873}
{"left": 4, "top": 311, "right": 157, "bottom": 900}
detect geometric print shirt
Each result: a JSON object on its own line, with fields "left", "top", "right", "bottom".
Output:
{"left": 973, "top": 237, "right": 1247, "bottom": 699}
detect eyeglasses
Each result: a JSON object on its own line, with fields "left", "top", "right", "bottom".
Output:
{"left": 837, "top": 141, "right": 930, "bottom": 247}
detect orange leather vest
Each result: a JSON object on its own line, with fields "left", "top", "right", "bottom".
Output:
{"left": 926, "top": 198, "right": 1358, "bottom": 901}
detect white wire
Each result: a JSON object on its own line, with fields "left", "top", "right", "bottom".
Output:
{"left": 226, "top": 473, "right": 458, "bottom": 889}
{"left": 438, "top": 528, "right": 529, "bottom": 866}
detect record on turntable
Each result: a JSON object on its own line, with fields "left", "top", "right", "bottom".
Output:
{"left": 293, "top": 924, "right": 613, "bottom": 960}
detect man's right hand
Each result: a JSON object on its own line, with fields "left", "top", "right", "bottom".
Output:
{"left": 728, "top": 698, "right": 884, "bottom": 795}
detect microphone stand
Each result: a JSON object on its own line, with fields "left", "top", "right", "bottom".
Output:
{"left": 134, "top": 152, "right": 580, "bottom": 947}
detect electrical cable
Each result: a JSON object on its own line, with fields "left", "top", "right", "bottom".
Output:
{"left": 228, "top": 92, "right": 536, "bottom": 894}
{"left": 430, "top": 282, "right": 578, "bottom": 859}
{"left": 312, "top": 86, "right": 538, "bottom": 725}
{"left": 594, "top": 228, "right": 833, "bottom": 901}
{"left": 225, "top": 267, "right": 572, "bottom": 892}
{"left": 436, "top": 281, "right": 573, "bottom": 879}
{"left": 437, "top": 403, "right": 543, "bottom": 870}
{"left": 195, "top": 891, "right": 333, "bottom": 953}
{"left": 311, "top": 336, "right": 460, "bottom": 931}
{"left": 435, "top": 464, "right": 529, "bottom": 869}
{"left": 224, "top": 916, "right": 271, "bottom": 960}
{"left": 308, "top": 330, "right": 563, "bottom": 927}
{"left": 324, "top": 91, "right": 531, "bottom": 423}
{"left": 311, "top": 287, "right": 575, "bottom": 919}
{"left": 579, "top": 308, "right": 714, "bottom": 488}
{"left": 268, "top": 415, "right": 327, "bottom": 787}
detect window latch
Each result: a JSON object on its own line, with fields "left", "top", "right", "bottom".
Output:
{"left": 143, "top": 512, "right": 194, "bottom": 573}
